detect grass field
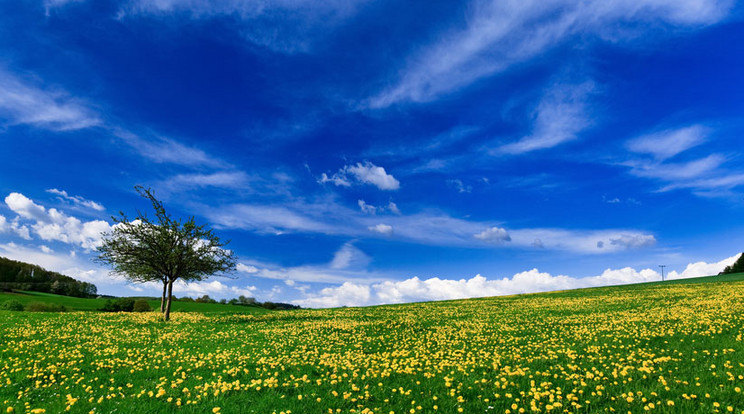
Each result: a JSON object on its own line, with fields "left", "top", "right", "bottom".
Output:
{"left": 1, "top": 274, "right": 743, "bottom": 413}
{"left": 0, "top": 290, "right": 269, "bottom": 314}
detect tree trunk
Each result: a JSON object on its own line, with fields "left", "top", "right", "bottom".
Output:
{"left": 160, "top": 281, "right": 167, "bottom": 313}
{"left": 164, "top": 280, "right": 174, "bottom": 321}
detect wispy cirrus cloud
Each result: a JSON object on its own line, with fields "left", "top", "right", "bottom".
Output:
{"left": 117, "top": 0, "right": 370, "bottom": 53}
{"left": 495, "top": 80, "right": 596, "bottom": 154}
{"left": 623, "top": 124, "right": 744, "bottom": 196}
{"left": 626, "top": 124, "right": 708, "bottom": 160}
{"left": 367, "top": 0, "right": 733, "bottom": 108}
{"left": 0, "top": 66, "right": 229, "bottom": 169}
{"left": 204, "top": 197, "right": 656, "bottom": 254}
{"left": 46, "top": 188, "right": 105, "bottom": 211}
{"left": 0, "top": 67, "right": 101, "bottom": 131}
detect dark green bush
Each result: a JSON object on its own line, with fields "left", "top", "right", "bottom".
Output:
{"left": 25, "top": 302, "right": 68, "bottom": 312}
{"left": 0, "top": 299, "right": 24, "bottom": 311}
{"left": 100, "top": 298, "right": 135, "bottom": 312}
{"left": 133, "top": 299, "right": 151, "bottom": 312}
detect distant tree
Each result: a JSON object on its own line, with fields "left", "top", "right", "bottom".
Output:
{"left": 237, "top": 295, "right": 256, "bottom": 305}
{"left": 133, "top": 299, "right": 152, "bottom": 313}
{"left": 95, "top": 186, "right": 237, "bottom": 321}
{"left": 720, "top": 253, "right": 744, "bottom": 275}
{"left": 195, "top": 294, "right": 215, "bottom": 303}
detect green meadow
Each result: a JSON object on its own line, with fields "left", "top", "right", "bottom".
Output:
{"left": 1, "top": 274, "right": 743, "bottom": 414}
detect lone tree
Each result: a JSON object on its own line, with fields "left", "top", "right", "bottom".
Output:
{"left": 96, "top": 186, "right": 237, "bottom": 321}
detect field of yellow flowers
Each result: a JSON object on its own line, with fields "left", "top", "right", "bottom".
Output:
{"left": 1, "top": 276, "right": 743, "bottom": 413}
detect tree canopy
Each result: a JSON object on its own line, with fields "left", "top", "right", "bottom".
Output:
{"left": 96, "top": 186, "right": 237, "bottom": 321}
{"left": 719, "top": 253, "right": 744, "bottom": 275}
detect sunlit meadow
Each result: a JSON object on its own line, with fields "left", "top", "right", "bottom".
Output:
{"left": 1, "top": 276, "right": 743, "bottom": 413}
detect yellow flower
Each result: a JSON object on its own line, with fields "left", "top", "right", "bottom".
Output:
{"left": 212, "top": 407, "right": 221, "bottom": 413}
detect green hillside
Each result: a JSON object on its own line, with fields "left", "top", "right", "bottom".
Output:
{"left": 0, "top": 290, "right": 269, "bottom": 314}
{"left": 2, "top": 271, "right": 744, "bottom": 413}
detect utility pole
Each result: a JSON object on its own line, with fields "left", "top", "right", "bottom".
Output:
{"left": 659, "top": 265, "right": 666, "bottom": 282}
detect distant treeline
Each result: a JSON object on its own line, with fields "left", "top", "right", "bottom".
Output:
{"left": 720, "top": 253, "right": 744, "bottom": 275}
{"left": 177, "top": 294, "right": 301, "bottom": 310}
{"left": 0, "top": 256, "right": 97, "bottom": 298}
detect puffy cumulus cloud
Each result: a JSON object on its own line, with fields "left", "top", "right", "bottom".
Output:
{"left": 667, "top": 253, "right": 742, "bottom": 279}
{"left": 292, "top": 254, "right": 740, "bottom": 308}
{"left": 172, "top": 280, "right": 258, "bottom": 299}
{"left": 358, "top": 200, "right": 377, "bottom": 214}
{"left": 320, "top": 162, "right": 400, "bottom": 191}
{"left": 474, "top": 226, "right": 511, "bottom": 243}
{"left": 368, "top": 223, "right": 393, "bottom": 236}
{"left": 46, "top": 188, "right": 105, "bottom": 211}
{"left": 358, "top": 200, "right": 400, "bottom": 215}
{"left": 293, "top": 282, "right": 371, "bottom": 308}
{"left": 237, "top": 263, "right": 259, "bottom": 274}
{"left": 5, "top": 193, "right": 47, "bottom": 222}
{"left": 4, "top": 192, "right": 111, "bottom": 249}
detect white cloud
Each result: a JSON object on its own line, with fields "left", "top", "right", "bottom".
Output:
{"left": 629, "top": 154, "right": 725, "bottom": 181}
{"left": 234, "top": 243, "right": 386, "bottom": 285}
{"left": 447, "top": 179, "right": 472, "bottom": 193}
{"left": 118, "top": 0, "right": 369, "bottom": 54}
{"left": 46, "top": 188, "right": 105, "bottom": 211}
{"left": 320, "top": 162, "right": 400, "bottom": 190}
{"left": 608, "top": 234, "right": 657, "bottom": 249}
{"left": 0, "top": 68, "right": 101, "bottom": 131}
{"left": 111, "top": 128, "right": 224, "bottom": 168}
{"left": 294, "top": 253, "right": 741, "bottom": 308}
{"left": 43, "top": 0, "right": 84, "bottom": 14}
{"left": 330, "top": 242, "right": 371, "bottom": 270}
{"left": 4, "top": 192, "right": 111, "bottom": 249}
{"left": 474, "top": 226, "right": 511, "bottom": 243}
{"left": 293, "top": 282, "right": 372, "bottom": 308}
{"left": 368, "top": 0, "right": 733, "bottom": 107}
{"left": 5, "top": 192, "right": 48, "bottom": 222}
{"left": 387, "top": 201, "right": 401, "bottom": 215}
{"left": 627, "top": 124, "right": 708, "bottom": 160}
{"left": 359, "top": 200, "right": 400, "bottom": 215}
{"left": 622, "top": 124, "right": 744, "bottom": 197}
{"left": 160, "top": 171, "right": 250, "bottom": 192}
{"left": 358, "top": 200, "right": 377, "bottom": 214}
{"left": 207, "top": 198, "right": 655, "bottom": 253}
{"left": 172, "top": 279, "right": 257, "bottom": 299}
{"left": 237, "top": 263, "right": 259, "bottom": 274}
{"left": 368, "top": 223, "right": 393, "bottom": 236}
{"left": 496, "top": 81, "right": 595, "bottom": 154}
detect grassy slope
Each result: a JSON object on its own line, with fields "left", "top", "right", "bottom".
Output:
{"left": 0, "top": 290, "right": 269, "bottom": 314}
{"left": 1, "top": 271, "right": 743, "bottom": 413}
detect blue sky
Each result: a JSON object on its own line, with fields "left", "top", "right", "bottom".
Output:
{"left": 1, "top": 0, "right": 743, "bottom": 307}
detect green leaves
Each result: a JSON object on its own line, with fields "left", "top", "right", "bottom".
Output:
{"left": 95, "top": 186, "right": 237, "bottom": 320}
